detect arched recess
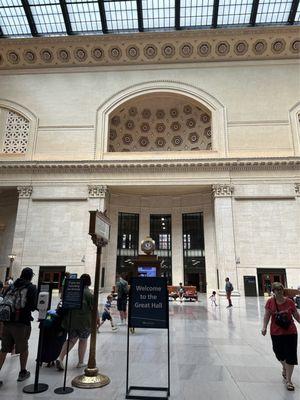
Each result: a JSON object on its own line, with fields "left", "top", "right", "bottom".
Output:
{"left": 95, "top": 81, "right": 228, "bottom": 160}
{"left": 0, "top": 99, "right": 38, "bottom": 160}
{"left": 289, "top": 101, "right": 300, "bottom": 156}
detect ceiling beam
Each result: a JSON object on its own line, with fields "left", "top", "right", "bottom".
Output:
{"left": 59, "top": 0, "right": 73, "bottom": 35}
{"left": 250, "top": 0, "right": 260, "bottom": 26}
{"left": 21, "top": 0, "right": 39, "bottom": 36}
{"left": 97, "top": 0, "right": 108, "bottom": 34}
{"left": 175, "top": 0, "right": 181, "bottom": 30}
{"left": 136, "top": 0, "right": 144, "bottom": 32}
{"left": 288, "top": 0, "right": 299, "bottom": 24}
{"left": 211, "top": 0, "right": 219, "bottom": 28}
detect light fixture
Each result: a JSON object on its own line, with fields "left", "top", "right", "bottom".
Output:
{"left": 8, "top": 254, "right": 15, "bottom": 262}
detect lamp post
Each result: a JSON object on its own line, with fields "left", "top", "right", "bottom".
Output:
{"left": 72, "top": 211, "right": 110, "bottom": 389}
{"left": 7, "top": 254, "right": 15, "bottom": 280}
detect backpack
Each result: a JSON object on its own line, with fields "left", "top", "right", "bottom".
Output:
{"left": 0, "top": 285, "right": 28, "bottom": 322}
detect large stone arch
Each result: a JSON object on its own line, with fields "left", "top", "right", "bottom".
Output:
{"left": 95, "top": 81, "right": 227, "bottom": 159}
{"left": 289, "top": 101, "right": 300, "bottom": 156}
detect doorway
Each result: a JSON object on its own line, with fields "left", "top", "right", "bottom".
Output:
{"left": 39, "top": 266, "right": 66, "bottom": 290}
{"left": 257, "top": 268, "right": 286, "bottom": 296}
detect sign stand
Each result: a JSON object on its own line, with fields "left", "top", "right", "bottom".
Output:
{"left": 126, "top": 277, "right": 170, "bottom": 400}
{"left": 23, "top": 319, "right": 49, "bottom": 394}
{"left": 72, "top": 210, "right": 111, "bottom": 389}
{"left": 54, "top": 311, "right": 73, "bottom": 395}
{"left": 54, "top": 278, "right": 84, "bottom": 395}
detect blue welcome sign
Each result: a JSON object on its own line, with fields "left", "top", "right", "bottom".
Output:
{"left": 129, "top": 277, "right": 168, "bottom": 329}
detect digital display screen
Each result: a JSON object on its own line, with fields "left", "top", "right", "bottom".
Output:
{"left": 138, "top": 266, "right": 157, "bottom": 277}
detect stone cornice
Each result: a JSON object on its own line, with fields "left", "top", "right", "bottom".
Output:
{"left": 0, "top": 157, "right": 299, "bottom": 173}
{"left": 0, "top": 26, "right": 299, "bottom": 70}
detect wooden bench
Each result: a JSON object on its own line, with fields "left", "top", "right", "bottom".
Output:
{"left": 168, "top": 285, "right": 198, "bottom": 301}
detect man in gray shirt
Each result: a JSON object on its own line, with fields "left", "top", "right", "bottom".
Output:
{"left": 225, "top": 277, "right": 233, "bottom": 308}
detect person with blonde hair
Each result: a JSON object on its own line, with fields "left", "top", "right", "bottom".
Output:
{"left": 261, "top": 282, "right": 300, "bottom": 391}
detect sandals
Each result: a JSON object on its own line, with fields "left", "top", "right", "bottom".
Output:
{"left": 286, "top": 382, "right": 295, "bottom": 391}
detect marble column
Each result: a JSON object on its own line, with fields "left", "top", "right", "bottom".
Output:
{"left": 212, "top": 184, "right": 239, "bottom": 295}
{"left": 84, "top": 185, "right": 108, "bottom": 286}
{"left": 11, "top": 186, "right": 33, "bottom": 279}
{"left": 171, "top": 207, "right": 183, "bottom": 286}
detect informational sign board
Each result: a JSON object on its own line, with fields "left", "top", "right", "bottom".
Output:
{"left": 69, "top": 273, "right": 77, "bottom": 279}
{"left": 62, "top": 279, "right": 84, "bottom": 310}
{"left": 89, "top": 211, "right": 110, "bottom": 242}
{"left": 129, "top": 277, "right": 168, "bottom": 329}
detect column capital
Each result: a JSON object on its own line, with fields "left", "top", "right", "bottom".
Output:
{"left": 88, "top": 185, "right": 107, "bottom": 198}
{"left": 17, "top": 186, "right": 33, "bottom": 198}
{"left": 295, "top": 183, "right": 300, "bottom": 195}
{"left": 212, "top": 184, "right": 234, "bottom": 198}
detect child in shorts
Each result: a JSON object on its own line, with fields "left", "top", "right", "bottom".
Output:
{"left": 97, "top": 295, "right": 117, "bottom": 332}
{"left": 209, "top": 290, "right": 218, "bottom": 306}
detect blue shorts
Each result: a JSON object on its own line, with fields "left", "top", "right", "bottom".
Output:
{"left": 101, "top": 312, "right": 112, "bottom": 321}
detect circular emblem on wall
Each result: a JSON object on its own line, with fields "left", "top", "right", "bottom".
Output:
{"left": 91, "top": 47, "right": 104, "bottom": 60}
{"left": 139, "top": 136, "right": 149, "bottom": 147}
{"left": 122, "top": 134, "right": 133, "bottom": 144}
{"left": 183, "top": 104, "right": 192, "bottom": 114}
{"left": 57, "top": 49, "right": 70, "bottom": 62}
{"left": 172, "top": 135, "right": 183, "bottom": 146}
{"left": 155, "top": 137, "right": 166, "bottom": 148}
{"left": 128, "top": 107, "right": 138, "bottom": 116}
{"left": 201, "top": 113, "right": 210, "bottom": 123}
{"left": 144, "top": 44, "right": 157, "bottom": 59}
{"left": 290, "top": 40, "right": 300, "bottom": 53}
{"left": 24, "top": 50, "right": 36, "bottom": 63}
{"left": 126, "top": 45, "right": 139, "bottom": 60}
{"left": 234, "top": 41, "right": 248, "bottom": 55}
{"left": 253, "top": 40, "right": 267, "bottom": 55}
{"left": 186, "top": 118, "right": 196, "bottom": 128}
{"left": 140, "top": 122, "right": 150, "bottom": 133}
{"left": 125, "top": 120, "right": 135, "bottom": 130}
{"left": 204, "top": 127, "right": 211, "bottom": 138}
{"left": 170, "top": 108, "right": 178, "bottom": 118}
{"left": 216, "top": 41, "right": 230, "bottom": 56}
{"left": 111, "top": 115, "right": 121, "bottom": 126}
{"left": 7, "top": 51, "right": 19, "bottom": 64}
{"left": 271, "top": 39, "right": 286, "bottom": 54}
{"left": 162, "top": 43, "right": 175, "bottom": 58}
{"left": 109, "top": 47, "right": 122, "bottom": 60}
{"left": 180, "top": 43, "right": 193, "bottom": 58}
{"left": 197, "top": 42, "right": 211, "bottom": 57}
{"left": 40, "top": 49, "right": 53, "bottom": 63}
{"left": 188, "top": 132, "right": 199, "bottom": 143}
{"left": 171, "top": 121, "right": 181, "bottom": 131}
{"left": 156, "top": 109, "right": 165, "bottom": 119}
{"left": 74, "top": 48, "right": 87, "bottom": 62}
{"left": 142, "top": 109, "right": 151, "bottom": 119}
{"left": 156, "top": 123, "right": 166, "bottom": 133}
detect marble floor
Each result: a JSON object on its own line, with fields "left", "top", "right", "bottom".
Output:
{"left": 0, "top": 294, "right": 299, "bottom": 400}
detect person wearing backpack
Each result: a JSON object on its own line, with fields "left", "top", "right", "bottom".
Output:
{"left": 225, "top": 277, "right": 234, "bottom": 308}
{"left": 116, "top": 274, "right": 129, "bottom": 326}
{"left": 0, "top": 267, "right": 37, "bottom": 386}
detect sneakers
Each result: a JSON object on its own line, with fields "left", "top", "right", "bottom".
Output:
{"left": 117, "top": 321, "right": 126, "bottom": 326}
{"left": 17, "top": 370, "right": 30, "bottom": 382}
{"left": 76, "top": 362, "right": 87, "bottom": 368}
{"left": 55, "top": 359, "right": 64, "bottom": 371}
{"left": 226, "top": 305, "right": 233, "bottom": 308}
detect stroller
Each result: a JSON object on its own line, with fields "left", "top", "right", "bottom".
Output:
{"left": 40, "top": 309, "right": 66, "bottom": 367}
